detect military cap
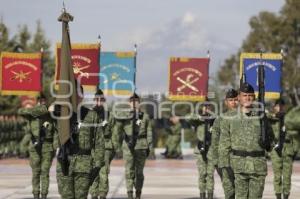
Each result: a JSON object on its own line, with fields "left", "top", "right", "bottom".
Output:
{"left": 275, "top": 98, "right": 285, "bottom": 106}
{"left": 129, "top": 92, "right": 140, "bottom": 101}
{"left": 37, "top": 92, "right": 46, "bottom": 100}
{"left": 239, "top": 82, "right": 254, "bottom": 93}
{"left": 94, "top": 89, "right": 106, "bottom": 101}
{"left": 226, "top": 88, "right": 238, "bottom": 99}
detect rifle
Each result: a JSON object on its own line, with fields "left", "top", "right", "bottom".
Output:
{"left": 258, "top": 53, "right": 271, "bottom": 151}
{"left": 274, "top": 111, "right": 286, "bottom": 157}
{"left": 198, "top": 113, "right": 215, "bottom": 162}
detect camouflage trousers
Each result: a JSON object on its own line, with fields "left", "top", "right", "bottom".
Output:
{"left": 123, "top": 147, "right": 148, "bottom": 192}
{"left": 271, "top": 151, "right": 293, "bottom": 195}
{"left": 166, "top": 135, "right": 182, "bottom": 158}
{"left": 235, "top": 173, "right": 266, "bottom": 199}
{"left": 196, "top": 155, "right": 215, "bottom": 194}
{"left": 90, "top": 149, "right": 115, "bottom": 197}
{"left": 221, "top": 168, "right": 235, "bottom": 199}
{"left": 29, "top": 150, "right": 54, "bottom": 195}
{"left": 56, "top": 157, "right": 91, "bottom": 199}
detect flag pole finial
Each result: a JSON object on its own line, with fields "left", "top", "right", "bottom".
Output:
{"left": 62, "top": 0, "right": 66, "bottom": 13}
{"left": 207, "top": 50, "right": 210, "bottom": 58}
{"left": 98, "top": 35, "right": 101, "bottom": 45}
{"left": 134, "top": 44, "right": 137, "bottom": 55}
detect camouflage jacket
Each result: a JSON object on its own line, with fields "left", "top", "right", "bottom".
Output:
{"left": 19, "top": 105, "right": 57, "bottom": 153}
{"left": 218, "top": 109, "right": 273, "bottom": 175}
{"left": 116, "top": 110, "right": 153, "bottom": 150}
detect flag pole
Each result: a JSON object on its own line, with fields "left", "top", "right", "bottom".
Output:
{"left": 40, "top": 47, "right": 44, "bottom": 96}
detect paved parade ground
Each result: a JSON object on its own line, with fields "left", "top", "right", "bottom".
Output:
{"left": 1, "top": 150, "right": 300, "bottom": 199}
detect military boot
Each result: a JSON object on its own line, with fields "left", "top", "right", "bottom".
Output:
{"left": 136, "top": 190, "right": 142, "bottom": 199}
{"left": 283, "top": 194, "right": 289, "bottom": 199}
{"left": 275, "top": 193, "right": 281, "bottom": 199}
{"left": 207, "top": 193, "right": 213, "bottom": 199}
{"left": 200, "top": 193, "right": 206, "bottom": 199}
{"left": 33, "top": 194, "right": 40, "bottom": 199}
{"left": 41, "top": 194, "right": 47, "bottom": 199}
{"left": 127, "top": 191, "right": 134, "bottom": 199}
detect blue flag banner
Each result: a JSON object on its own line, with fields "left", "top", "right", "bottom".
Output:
{"left": 99, "top": 52, "right": 136, "bottom": 96}
{"left": 240, "top": 53, "right": 282, "bottom": 99}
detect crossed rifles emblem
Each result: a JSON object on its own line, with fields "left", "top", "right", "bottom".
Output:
{"left": 176, "top": 74, "right": 199, "bottom": 92}
{"left": 73, "top": 62, "right": 90, "bottom": 78}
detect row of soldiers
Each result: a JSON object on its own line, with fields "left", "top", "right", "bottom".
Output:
{"left": 191, "top": 83, "right": 300, "bottom": 199}
{"left": 0, "top": 115, "right": 27, "bottom": 158}
{"left": 15, "top": 82, "right": 300, "bottom": 199}
{"left": 17, "top": 87, "right": 153, "bottom": 199}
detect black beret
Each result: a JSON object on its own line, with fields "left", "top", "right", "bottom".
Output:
{"left": 275, "top": 98, "right": 285, "bottom": 106}
{"left": 129, "top": 92, "right": 140, "bottom": 101}
{"left": 225, "top": 89, "right": 238, "bottom": 99}
{"left": 239, "top": 82, "right": 254, "bottom": 94}
{"left": 95, "top": 89, "right": 104, "bottom": 96}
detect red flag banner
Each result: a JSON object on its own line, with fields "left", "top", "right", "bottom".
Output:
{"left": 20, "top": 96, "right": 37, "bottom": 107}
{"left": 55, "top": 43, "right": 100, "bottom": 91}
{"left": 168, "top": 57, "right": 209, "bottom": 101}
{"left": 0, "top": 52, "right": 42, "bottom": 96}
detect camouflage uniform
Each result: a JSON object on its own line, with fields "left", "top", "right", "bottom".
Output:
{"left": 269, "top": 107, "right": 300, "bottom": 199}
{"left": 89, "top": 108, "right": 110, "bottom": 199}
{"left": 56, "top": 106, "right": 101, "bottom": 199}
{"left": 211, "top": 114, "right": 235, "bottom": 199}
{"left": 165, "top": 122, "right": 182, "bottom": 158}
{"left": 19, "top": 105, "right": 56, "bottom": 199}
{"left": 118, "top": 110, "right": 153, "bottom": 198}
{"left": 195, "top": 116, "right": 215, "bottom": 199}
{"left": 219, "top": 110, "right": 273, "bottom": 199}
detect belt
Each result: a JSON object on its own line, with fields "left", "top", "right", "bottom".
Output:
{"left": 43, "top": 138, "right": 53, "bottom": 143}
{"left": 137, "top": 134, "right": 147, "bottom": 139}
{"left": 71, "top": 149, "right": 91, "bottom": 156}
{"left": 232, "top": 149, "right": 265, "bottom": 157}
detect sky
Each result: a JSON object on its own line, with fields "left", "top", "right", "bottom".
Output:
{"left": 0, "top": 0, "right": 285, "bottom": 93}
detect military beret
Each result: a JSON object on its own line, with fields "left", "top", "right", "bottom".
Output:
{"left": 95, "top": 89, "right": 104, "bottom": 96}
{"left": 275, "top": 98, "right": 285, "bottom": 106}
{"left": 239, "top": 82, "right": 254, "bottom": 93}
{"left": 129, "top": 92, "right": 140, "bottom": 101}
{"left": 37, "top": 92, "right": 46, "bottom": 100}
{"left": 225, "top": 88, "right": 238, "bottom": 99}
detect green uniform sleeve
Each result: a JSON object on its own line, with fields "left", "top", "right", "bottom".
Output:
{"left": 147, "top": 117, "right": 153, "bottom": 149}
{"left": 218, "top": 118, "right": 231, "bottom": 168}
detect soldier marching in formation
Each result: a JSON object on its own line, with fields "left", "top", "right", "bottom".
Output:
{"left": 211, "top": 88, "right": 238, "bottom": 199}
{"left": 0, "top": 82, "right": 299, "bottom": 199}
{"left": 18, "top": 94, "right": 57, "bottom": 199}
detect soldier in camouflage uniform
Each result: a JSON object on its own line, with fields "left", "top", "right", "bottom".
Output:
{"left": 194, "top": 103, "right": 216, "bottom": 199}
{"left": 55, "top": 85, "right": 105, "bottom": 199}
{"left": 89, "top": 89, "right": 110, "bottom": 199}
{"left": 19, "top": 94, "right": 57, "bottom": 199}
{"left": 268, "top": 99, "right": 298, "bottom": 199}
{"left": 163, "top": 116, "right": 182, "bottom": 159}
{"left": 219, "top": 83, "right": 273, "bottom": 199}
{"left": 117, "top": 93, "right": 153, "bottom": 199}
{"left": 211, "top": 89, "right": 238, "bottom": 199}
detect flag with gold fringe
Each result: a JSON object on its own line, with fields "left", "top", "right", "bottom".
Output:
{"left": 56, "top": 43, "right": 100, "bottom": 91}
{"left": 168, "top": 57, "right": 209, "bottom": 101}
{"left": 0, "top": 52, "right": 42, "bottom": 96}
{"left": 240, "top": 53, "right": 282, "bottom": 99}
{"left": 99, "top": 51, "right": 136, "bottom": 96}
